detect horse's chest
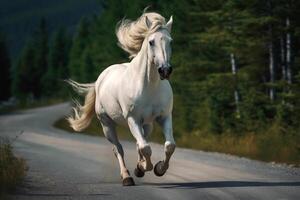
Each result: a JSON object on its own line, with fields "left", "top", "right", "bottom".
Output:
{"left": 141, "top": 105, "right": 163, "bottom": 123}
{"left": 130, "top": 101, "right": 165, "bottom": 124}
{"left": 120, "top": 83, "right": 172, "bottom": 124}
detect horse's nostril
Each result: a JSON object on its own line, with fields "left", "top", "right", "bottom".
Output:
{"left": 158, "top": 67, "right": 172, "bottom": 79}
{"left": 158, "top": 67, "right": 163, "bottom": 74}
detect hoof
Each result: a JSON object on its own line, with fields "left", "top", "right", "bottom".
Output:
{"left": 122, "top": 177, "right": 135, "bottom": 186}
{"left": 134, "top": 165, "right": 145, "bottom": 178}
{"left": 154, "top": 161, "right": 167, "bottom": 177}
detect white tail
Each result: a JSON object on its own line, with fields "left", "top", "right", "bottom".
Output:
{"left": 66, "top": 79, "right": 96, "bottom": 132}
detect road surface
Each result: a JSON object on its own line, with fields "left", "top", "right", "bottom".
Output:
{"left": 0, "top": 103, "right": 299, "bottom": 200}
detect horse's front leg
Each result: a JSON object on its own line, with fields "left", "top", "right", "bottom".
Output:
{"left": 134, "top": 124, "right": 153, "bottom": 177}
{"left": 127, "top": 117, "right": 153, "bottom": 173}
{"left": 154, "top": 115, "right": 176, "bottom": 176}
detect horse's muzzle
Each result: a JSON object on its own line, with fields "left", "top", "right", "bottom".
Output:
{"left": 158, "top": 67, "right": 173, "bottom": 80}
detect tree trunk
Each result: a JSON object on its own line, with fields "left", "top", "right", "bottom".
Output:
{"left": 267, "top": 0, "right": 275, "bottom": 101}
{"left": 268, "top": 17, "right": 275, "bottom": 101}
{"left": 286, "top": 17, "right": 292, "bottom": 84}
{"left": 280, "top": 37, "right": 286, "bottom": 81}
{"left": 230, "top": 53, "right": 237, "bottom": 75}
{"left": 230, "top": 53, "right": 239, "bottom": 114}
{"left": 269, "top": 41, "right": 275, "bottom": 101}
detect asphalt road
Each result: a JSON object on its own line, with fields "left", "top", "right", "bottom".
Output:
{"left": 0, "top": 103, "right": 299, "bottom": 200}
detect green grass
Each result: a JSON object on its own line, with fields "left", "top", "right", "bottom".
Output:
{"left": 54, "top": 117, "right": 300, "bottom": 167}
{"left": 0, "top": 138, "right": 26, "bottom": 197}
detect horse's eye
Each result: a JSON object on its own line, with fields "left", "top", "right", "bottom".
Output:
{"left": 149, "top": 40, "right": 154, "bottom": 46}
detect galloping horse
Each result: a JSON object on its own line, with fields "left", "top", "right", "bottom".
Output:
{"left": 67, "top": 12, "right": 175, "bottom": 186}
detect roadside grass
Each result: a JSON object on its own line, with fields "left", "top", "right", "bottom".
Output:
{"left": 54, "top": 117, "right": 300, "bottom": 167}
{"left": 0, "top": 138, "right": 26, "bottom": 197}
{"left": 177, "top": 129, "right": 300, "bottom": 166}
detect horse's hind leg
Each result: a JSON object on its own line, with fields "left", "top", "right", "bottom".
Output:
{"left": 127, "top": 117, "right": 153, "bottom": 173}
{"left": 100, "top": 114, "right": 134, "bottom": 186}
{"left": 154, "top": 115, "right": 176, "bottom": 177}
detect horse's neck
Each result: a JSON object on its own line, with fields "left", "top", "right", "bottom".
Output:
{"left": 129, "top": 46, "right": 160, "bottom": 91}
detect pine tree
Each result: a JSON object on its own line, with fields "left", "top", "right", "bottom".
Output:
{"left": 11, "top": 18, "right": 49, "bottom": 99}
{"left": 12, "top": 40, "right": 36, "bottom": 99}
{"left": 0, "top": 32, "right": 11, "bottom": 101}
{"left": 43, "top": 28, "right": 71, "bottom": 96}
{"left": 81, "top": 50, "right": 96, "bottom": 82}
{"left": 32, "top": 18, "right": 49, "bottom": 98}
{"left": 68, "top": 17, "right": 91, "bottom": 82}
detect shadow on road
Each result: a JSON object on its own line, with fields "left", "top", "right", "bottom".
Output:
{"left": 144, "top": 181, "right": 300, "bottom": 189}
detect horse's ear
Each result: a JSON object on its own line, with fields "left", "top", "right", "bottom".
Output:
{"left": 145, "top": 16, "right": 152, "bottom": 29}
{"left": 166, "top": 16, "right": 173, "bottom": 33}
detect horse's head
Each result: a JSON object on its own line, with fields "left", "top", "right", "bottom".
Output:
{"left": 146, "top": 16, "right": 173, "bottom": 80}
{"left": 116, "top": 12, "right": 174, "bottom": 80}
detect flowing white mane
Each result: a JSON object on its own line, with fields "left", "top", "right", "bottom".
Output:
{"left": 116, "top": 12, "right": 167, "bottom": 58}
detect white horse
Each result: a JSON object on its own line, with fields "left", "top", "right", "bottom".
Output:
{"left": 67, "top": 12, "right": 175, "bottom": 186}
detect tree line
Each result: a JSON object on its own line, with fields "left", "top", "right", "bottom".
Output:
{"left": 1, "top": 0, "right": 300, "bottom": 137}
{"left": 1, "top": 18, "right": 72, "bottom": 101}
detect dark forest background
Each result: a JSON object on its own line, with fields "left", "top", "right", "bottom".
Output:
{"left": 1, "top": 0, "right": 299, "bottom": 165}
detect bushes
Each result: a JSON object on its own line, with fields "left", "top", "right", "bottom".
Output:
{"left": 0, "top": 138, "right": 26, "bottom": 195}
